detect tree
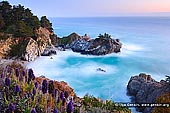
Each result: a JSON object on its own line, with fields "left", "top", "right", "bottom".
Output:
{"left": 98, "top": 33, "right": 111, "bottom": 39}
{"left": 6, "top": 21, "right": 33, "bottom": 37}
{"left": 0, "top": 1, "right": 12, "bottom": 29}
{"left": 0, "top": 14, "right": 5, "bottom": 30}
{"left": 12, "top": 4, "right": 25, "bottom": 21}
{"left": 40, "top": 16, "right": 53, "bottom": 32}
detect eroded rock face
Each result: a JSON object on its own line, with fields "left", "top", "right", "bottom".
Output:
{"left": 127, "top": 73, "right": 170, "bottom": 113}
{"left": 70, "top": 37, "right": 122, "bottom": 55}
{"left": 24, "top": 38, "right": 39, "bottom": 61}
{"left": 36, "top": 27, "right": 53, "bottom": 54}
{"left": 0, "top": 37, "right": 19, "bottom": 58}
{"left": 0, "top": 27, "right": 54, "bottom": 61}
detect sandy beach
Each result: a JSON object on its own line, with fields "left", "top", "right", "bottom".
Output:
{"left": 0, "top": 59, "right": 29, "bottom": 69}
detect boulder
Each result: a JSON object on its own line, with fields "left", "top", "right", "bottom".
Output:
{"left": 127, "top": 73, "right": 170, "bottom": 113}
{"left": 41, "top": 48, "right": 57, "bottom": 56}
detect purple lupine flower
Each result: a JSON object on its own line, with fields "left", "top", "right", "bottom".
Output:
{"left": 1, "top": 74, "right": 4, "bottom": 78}
{"left": 31, "top": 96, "right": 35, "bottom": 101}
{"left": 22, "top": 70, "right": 26, "bottom": 76}
{"left": 8, "top": 103, "right": 15, "bottom": 112}
{"left": 6, "top": 66, "right": 11, "bottom": 73}
{"left": 64, "top": 91, "right": 69, "bottom": 99}
{"left": 34, "top": 82, "right": 38, "bottom": 89}
{"left": 15, "top": 68, "right": 20, "bottom": 77}
{"left": 48, "top": 80, "right": 54, "bottom": 94}
{"left": 60, "top": 91, "right": 64, "bottom": 100}
{"left": 32, "top": 88, "right": 36, "bottom": 95}
{"left": 53, "top": 89, "right": 58, "bottom": 97}
{"left": 42, "top": 79, "right": 48, "bottom": 94}
{"left": 32, "top": 74, "right": 35, "bottom": 80}
{"left": 15, "top": 85, "right": 20, "bottom": 93}
{"left": 31, "top": 108, "right": 37, "bottom": 113}
{"left": 66, "top": 100, "right": 74, "bottom": 113}
{"left": 53, "top": 108, "right": 58, "bottom": 113}
{"left": 62, "top": 98, "right": 66, "bottom": 106}
{"left": 5, "top": 77, "right": 10, "bottom": 86}
{"left": 28, "top": 68, "right": 34, "bottom": 79}
{"left": 57, "top": 97, "right": 60, "bottom": 103}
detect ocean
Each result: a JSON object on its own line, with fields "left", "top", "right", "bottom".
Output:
{"left": 27, "top": 17, "right": 170, "bottom": 103}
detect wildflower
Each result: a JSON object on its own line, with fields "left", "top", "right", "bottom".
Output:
{"left": 32, "top": 87, "right": 36, "bottom": 95}
{"left": 31, "top": 95, "right": 35, "bottom": 101}
{"left": 31, "top": 108, "right": 37, "bottom": 113}
{"left": 14, "top": 85, "right": 20, "bottom": 93}
{"left": 48, "top": 80, "right": 54, "bottom": 94}
{"left": 1, "top": 74, "right": 4, "bottom": 78}
{"left": 34, "top": 82, "right": 38, "bottom": 89}
{"left": 15, "top": 68, "right": 20, "bottom": 77}
{"left": 8, "top": 103, "right": 15, "bottom": 112}
{"left": 53, "top": 89, "right": 58, "bottom": 97}
{"left": 22, "top": 70, "right": 26, "bottom": 76}
{"left": 28, "top": 69, "right": 35, "bottom": 83}
{"left": 53, "top": 108, "right": 58, "bottom": 113}
{"left": 60, "top": 91, "right": 64, "bottom": 100}
{"left": 28, "top": 68, "right": 34, "bottom": 79}
{"left": 42, "top": 79, "right": 48, "bottom": 94}
{"left": 57, "top": 97, "right": 60, "bottom": 103}
{"left": 64, "top": 91, "right": 69, "bottom": 99}
{"left": 32, "top": 74, "right": 35, "bottom": 80}
{"left": 62, "top": 98, "right": 66, "bottom": 106}
{"left": 6, "top": 65, "right": 11, "bottom": 73}
{"left": 5, "top": 77, "right": 10, "bottom": 86}
{"left": 66, "top": 100, "right": 74, "bottom": 113}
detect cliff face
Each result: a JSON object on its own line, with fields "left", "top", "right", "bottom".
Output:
{"left": 24, "top": 38, "right": 39, "bottom": 61}
{"left": 0, "top": 27, "right": 54, "bottom": 61}
{"left": 36, "top": 27, "right": 53, "bottom": 54}
{"left": 127, "top": 73, "right": 170, "bottom": 113}
{"left": 0, "top": 37, "right": 16, "bottom": 58}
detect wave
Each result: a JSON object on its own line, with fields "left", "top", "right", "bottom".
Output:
{"left": 122, "top": 43, "right": 144, "bottom": 51}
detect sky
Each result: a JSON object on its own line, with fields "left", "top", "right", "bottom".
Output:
{"left": 6, "top": 0, "right": 170, "bottom": 17}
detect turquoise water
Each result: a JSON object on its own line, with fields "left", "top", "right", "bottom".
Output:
{"left": 27, "top": 17, "right": 170, "bottom": 103}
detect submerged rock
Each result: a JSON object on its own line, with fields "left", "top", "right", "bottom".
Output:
{"left": 96, "top": 68, "right": 106, "bottom": 72}
{"left": 127, "top": 73, "right": 170, "bottom": 113}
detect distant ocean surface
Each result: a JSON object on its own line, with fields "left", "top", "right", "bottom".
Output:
{"left": 27, "top": 17, "right": 170, "bottom": 103}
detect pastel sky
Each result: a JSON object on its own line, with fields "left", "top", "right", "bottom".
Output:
{"left": 7, "top": 0, "right": 170, "bottom": 17}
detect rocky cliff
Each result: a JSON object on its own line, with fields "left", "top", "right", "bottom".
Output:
{"left": 58, "top": 33, "right": 122, "bottom": 55}
{"left": 0, "top": 27, "right": 54, "bottom": 61}
{"left": 127, "top": 73, "right": 170, "bottom": 113}
{"left": 70, "top": 36, "right": 122, "bottom": 55}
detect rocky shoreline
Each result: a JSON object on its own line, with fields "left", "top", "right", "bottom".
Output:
{"left": 127, "top": 73, "right": 170, "bottom": 113}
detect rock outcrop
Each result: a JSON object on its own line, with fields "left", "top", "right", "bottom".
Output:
{"left": 127, "top": 73, "right": 170, "bottom": 113}
{"left": 36, "top": 27, "right": 53, "bottom": 54}
{"left": 0, "top": 27, "right": 54, "bottom": 61}
{"left": 41, "top": 47, "right": 57, "bottom": 56}
{"left": 24, "top": 38, "right": 39, "bottom": 61}
{"left": 70, "top": 37, "right": 122, "bottom": 55}
{"left": 58, "top": 33, "right": 122, "bottom": 55}
{"left": 58, "top": 32, "right": 82, "bottom": 47}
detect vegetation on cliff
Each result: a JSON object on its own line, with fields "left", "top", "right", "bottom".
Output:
{"left": 0, "top": 1, "right": 52, "bottom": 38}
